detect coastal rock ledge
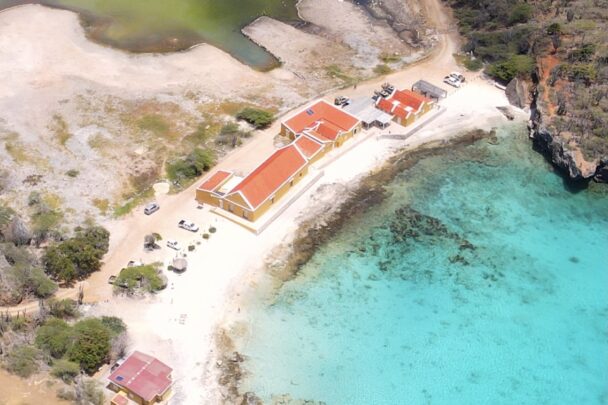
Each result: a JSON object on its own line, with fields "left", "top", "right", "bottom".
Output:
{"left": 529, "top": 125, "right": 606, "bottom": 183}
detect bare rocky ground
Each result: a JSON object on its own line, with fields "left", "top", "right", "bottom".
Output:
{"left": 0, "top": 0, "right": 433, "bottom": 228}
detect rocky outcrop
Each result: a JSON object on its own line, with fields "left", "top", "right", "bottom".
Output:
{"left": 529, "top": 84, "right": 606, "bottom": 183}
{"left": 505, "top": 78, "right": 530, "bottom": 110}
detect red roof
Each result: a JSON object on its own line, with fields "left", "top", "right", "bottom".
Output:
{"left": 391, "top": 89, "right": 431, "bottom": 113}
{"left": 227, "top": 144, "right": 307, "bottom": 209}
{"left": 294, "top": 135, "right": 324, "bottom": 159}
{"left": 199, "top": 170, "right": 232, "bottom": 192}
{"left": 108, "top": 351, "right": 172, "bottom": 402}
{"left": 393, "top": 104, "right": 412, "bottom": 119}
{"left": 376, "top": 98, "right": 396, "bottom": 114}
{"left": 283, "top": 100, "right": 360, "bottom": 135}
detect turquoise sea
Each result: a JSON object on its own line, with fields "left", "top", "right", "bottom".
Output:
{"left": 236, "top": 125, "right": 608, "bottom": 404}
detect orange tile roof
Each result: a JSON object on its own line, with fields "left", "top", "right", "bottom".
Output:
{"left": 199, "top": 170, "right": 232, "bottom": 192}
{"left": 393, "top": 104, "right": 412, "bottom": 119}
{"left": 304, "top": 129, "right": 333, "bottom": 143}
{"left": 227, "top": 144, "right": 307, "bottom": 210}
{"left": 376, "top": 98, "right": 396, "bottom": 114}
{"left": 315, "top": 121, "right": 342, "bottom": 141}
{"left": 391, "top": 89, "right": 432, "bottom": 112}
{"left": 294, "top": 134, "right": 324, "bottom": 159}
{"left": 284, "top": 100, "right": 360, "bottom": 135}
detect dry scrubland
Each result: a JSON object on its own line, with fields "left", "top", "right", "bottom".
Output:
{"left": 0, "top": 0, "right": 434, "bottom": 229}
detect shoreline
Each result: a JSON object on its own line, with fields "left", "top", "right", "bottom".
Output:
{"left": 209, "top": 97, "right": 523, "bottom": 402}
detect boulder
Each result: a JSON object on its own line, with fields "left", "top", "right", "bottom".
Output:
{"left": 505, "top": 78, "right": 530, "bottom": 109}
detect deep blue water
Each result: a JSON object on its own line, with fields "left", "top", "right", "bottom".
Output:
{"left": 237, "top": 125, "right": 608, "bottom": 404}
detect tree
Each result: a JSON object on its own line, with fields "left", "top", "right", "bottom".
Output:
{"left": 43, "top": 226, "right": 110, "bottom": 284}
{"left": 236, "top": 107, "right": 274, "bottom": 129}
{"left": 487, "top": 54, "right": 535, "bottom": 82}
{"left": 35, "top": 317, "right": 74, "bottom": 359}
{"left": 5, "top": 216, "right": 32, "bottom": 246}
{"left": 68, "top": 318, "right": 111, "bottom": 374}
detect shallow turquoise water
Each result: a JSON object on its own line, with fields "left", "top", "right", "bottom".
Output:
{"left": 238, "top": 125, "right": 608, "bottom": 404}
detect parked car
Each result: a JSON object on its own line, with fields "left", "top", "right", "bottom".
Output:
{"left": 127, "top": 260, "right": 143, "bottom": 268}
{"left": 381, "top": 82, "right": 395, "bottom": 93}
{"left": 108, "top": 275, "right": 116, "bottom": 285}
{"left": 178, "top": 219, "right": 199, "bottom": 232}
{"left": 449, "top": 72, "right": 465, "bottom": 82}
{"left": 443, "top": 75, "right": 461, "bottom": 88}
{"left": 144, "top": 202, "right": 160, "bottom": 215}
{"left": 334, "top": 96, "right": 351, "bottom": 107}
{"left": 166, "top": 240, "right": 182, "bottom": 250}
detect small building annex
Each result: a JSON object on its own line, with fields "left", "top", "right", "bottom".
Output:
{"left": 375, "top": 89, "right": 435, "bottom": 127}
{"left": 280, "top": 100, "right": 362, "bottom": 147}
{"left": 107, "top": 351, "right": 173, "bottom": 405}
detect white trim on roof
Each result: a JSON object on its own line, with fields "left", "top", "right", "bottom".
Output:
{"left": 282, "top": 99, "right": 361, "bottom": 135}
{"left": 224, "top": 144, "right": 309, "bottom": 211}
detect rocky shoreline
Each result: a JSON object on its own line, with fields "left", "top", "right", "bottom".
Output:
{"left": 212, "top": 129, "right": 496, "bottom": 404}
{"left": 528, "top": 99, "right": 608, "bottom": 185}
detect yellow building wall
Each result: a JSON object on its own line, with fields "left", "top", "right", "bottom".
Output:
{"left": 249, "top": 165, "right": 309, "bottom": 221}
{"left": 195, "top": 189, "right": 222, "bottom": 207}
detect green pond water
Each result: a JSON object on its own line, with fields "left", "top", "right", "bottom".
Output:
{"left": 0, "top": 0, "right": 300, "bottom": 69}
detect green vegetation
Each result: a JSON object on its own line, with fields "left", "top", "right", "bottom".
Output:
{"left": 487, "top": 54, "right": 536, "bottom": 82}
{"left": 236, "top": 107, "right": 274, "bottom": 129}
{"left": 448, "top": 0, "right": 608, "bottom": 162}
{"left": 0, "top": 243, "right": 57, "bottom": 301}
{"left": 138, "top": 114, "right": 170, "bottom": 137}
{"left": 65, "top": 169, "right": 80, "bottom": 178}
{"left": 114, "top": 264, "right": 167, "bottom": 293}
{"left": 48, "top": 298, "right": 79, "bottom": 318}
{"left": 374, "top": 64, "right": 392, "bottom": 75}
{"left": 166, "top": 147, "right": 215, "bottom": 184}
{"left": 325, "top": 64, "right": 355, "bottom": 85}
{"left": 3, "top": 345, "right": 41, "bottom": 377}
{"left": 50, "top": 114, "right": 71, "bottom": 146}
{"left": 43, "top": 226, "right": 110, "bottom": 284}
{"left": 380, "top": 53, "right": 402, "bottom": 64}
{"left": 35, "top": 315, "right": 126, "bottom": 375}
{"left": 51, "top": 359, "right": 80, "bottom": 383}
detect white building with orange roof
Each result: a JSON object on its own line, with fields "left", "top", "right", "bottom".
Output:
{"left": 280, "top": 100, "right": 362, "bottom": 147}
{"left": 376, "top": 89, "right": 435, "bottom": 127}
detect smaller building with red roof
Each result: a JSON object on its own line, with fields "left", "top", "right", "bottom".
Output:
{"left": 375, "top": 89, "right": 434, "bottom": 126}
{"left": 107, "top": 351, "right": 173, "bottom": 405}
{"left": 281, "top": 100, "right": 361, "bottom": 147}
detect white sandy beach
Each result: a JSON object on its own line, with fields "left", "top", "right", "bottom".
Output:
{"left": 85, "top": 76, "right": 522, "bottom": 403}
{"left": 0, "top": 1, "right": 529, "bottom": 403}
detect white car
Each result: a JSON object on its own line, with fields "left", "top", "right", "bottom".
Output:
{"left": 178, "top": 219, "right": 199, "bottom": 232}
{"left": 166, "top": 240, "right": 181, "bottom": 250}
{"left": 443, "top": 75, "right": 461, "bottom": 88}
{"left": 449, "top": 72, "right": 465, "bottom": 82}
{"left": 144, "top": 202, "right": 160, "bottom": 215}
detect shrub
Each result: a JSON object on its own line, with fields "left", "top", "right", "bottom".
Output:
{"left": 166, "top": 148, "right": 215, "bottom": 183}
{"left": 487, "top": 54, "right": 535, "bottom": 82}
{"left": 10, "top": 316, "right": 29, "bottom": 332}
{"left": 100, "top": 316, "right": 126, "bottom": 337}
{"left": 209, "top": 226, "right": 217, "bottom": 233}
{"left": 508, "top": 3, "right": 532, "bottom": 25}
{"left": 65, "top": 169, "right": 79, "bottom": 178}
{"left": 48, "top": 298, "right": 79, "bottom": 318}
{"left": 374, "top": 64, "right": 392, "bottom": 75}
{"left": 4, "top": 345, "right": 41, "bottom": 377}
{"left": 43, "top": 226, "right": 110, "bottom": 284}
{"left": 29, "top": 267, "right": 58, "bottom": 298}
{"left": 114, "top": 264, "right": 166, "bottom": 293}
{"left": 51, "top": 359, "right": 80, "bottom": 383}
{"left": 236, "top": 107, "right": 274, "bottom": 129}
{"left": 202, "top": 233, "right": 210, "bottom": 240}
{"left": 463, "top": 56, "right": 483, "bottom": 71}
{"left": 68, "top": 318, "right": 111, "bottom": 374}
{"left": 36, "top": 318, "right": 74, "bottom": 359}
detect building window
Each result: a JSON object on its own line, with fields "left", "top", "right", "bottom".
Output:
{"left": 228, "top": 204, "right": 233, "bottom": 213}
{"left": 290, "top": 180, "right": 294, "bottom": 187}
{"left": 242, "top": 211, "right": 248, "bottom": 219}
{"left": 299, "top": 172, "right": 303, "bottom": 177}
{"left": 271, "top": 197, "right": 275, "bottom": 204}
